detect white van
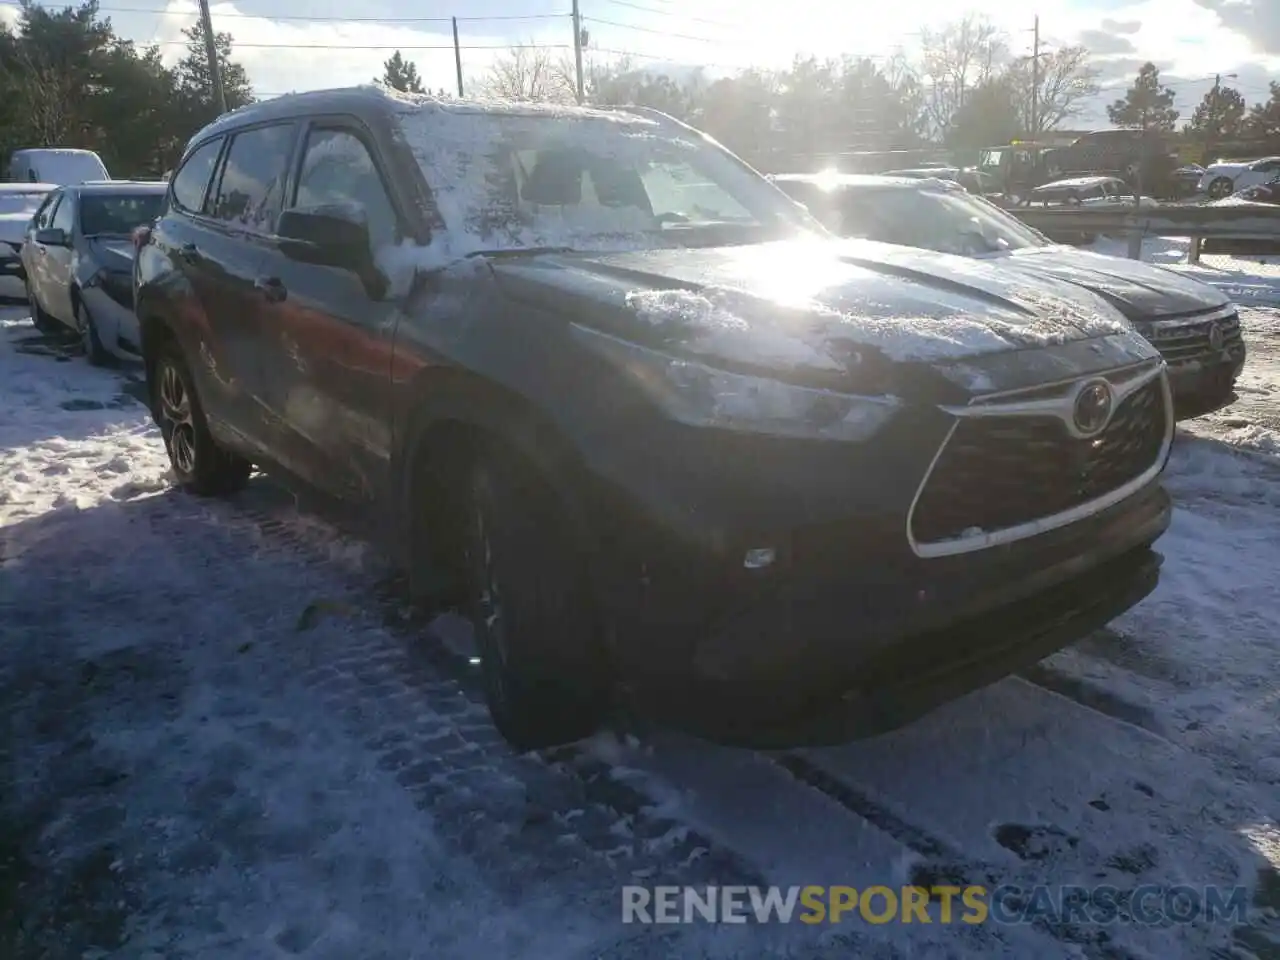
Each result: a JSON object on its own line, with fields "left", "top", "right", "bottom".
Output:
{"left": 9, "top": 148, "right": 110, "bottom": 185}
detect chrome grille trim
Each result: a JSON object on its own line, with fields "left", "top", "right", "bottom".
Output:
{"left": 906, "top": 362, "right": 1174, "bottom": 559}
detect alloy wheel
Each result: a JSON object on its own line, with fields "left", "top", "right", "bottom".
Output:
{"left": 158, "top": 361, "right": 197, "bottom": 475}
{"left": 469, "top": 492, "right": 510, "bottom": 706}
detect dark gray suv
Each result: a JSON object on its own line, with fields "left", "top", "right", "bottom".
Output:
{"left": 134, "top": 88, "right": 1172, "bottom": 751}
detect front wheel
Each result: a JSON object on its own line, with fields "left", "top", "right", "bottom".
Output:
{"left": 76, "top": 298, "right": 111, "bottom": 367}
{"left": 1208, "top": 177, "right": 1234, "bottom": 200}
{"left": 460, "top": 446, "right": 610, "bottom": 752}
{"left": 152, "top": 341, "right": 252, "bottom": 496}
{"left": 26, "top": 283, "right": 59, "bottom": 334}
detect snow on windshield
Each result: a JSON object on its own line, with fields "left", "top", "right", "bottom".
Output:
{"left": 387, "top": 90, "right": 785, "bottom": 262}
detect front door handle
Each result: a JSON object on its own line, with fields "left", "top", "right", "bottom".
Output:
{"left": 255, "top": 276, "right": 286, "bottom": 303}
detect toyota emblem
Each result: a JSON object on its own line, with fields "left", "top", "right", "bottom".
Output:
{"left": 1208, "top": 323, "right": 1225, "bottom": 351}
{"left": 1072, "top": 380, "right": 1113, "bottom": 436}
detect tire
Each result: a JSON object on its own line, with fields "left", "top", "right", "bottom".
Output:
{"left": 458, "top": 444, "right": 610, "bottom": 751}
{"left": 26, "top": 282, "right": 59, "bottom": 334}
{"left": 152, "top": 340, "right": 252, "bottom": 497}
{"left": 1208, "top": 177, "right": 1233, "bottom": 200}
{"left": 76, "top": 296, "right": 112, "bottom": 367}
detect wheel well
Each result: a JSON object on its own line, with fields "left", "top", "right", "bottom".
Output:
{"left": 403, "top": 384, "right": 600, "bottom": 593}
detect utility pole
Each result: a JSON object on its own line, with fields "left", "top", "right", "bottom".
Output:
{"left": 452, "top": 17, "right": 464, "bottom": 97}
{"left": 1030, "top": 15, "right": 1040, "bottom": 140}
{"left": 197, "top": 0, "right": 226, "bottom": 115}
{"left": 572, "top": 0, "right": 585, "bottom": 103}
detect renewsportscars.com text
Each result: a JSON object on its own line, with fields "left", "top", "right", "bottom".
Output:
{"left": 621, "top": 884, "right": 1251, "bottom": 926}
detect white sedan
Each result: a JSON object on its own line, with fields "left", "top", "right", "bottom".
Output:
{"left": 0, "top": 181, "right": 58, "bottom": 301}
{"left": 1197, "top": 156, "right": 1280, "bottom": 199}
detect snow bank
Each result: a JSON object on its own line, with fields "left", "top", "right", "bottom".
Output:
{"left": 0, "top": 312, "right": 168, "bottom": 525}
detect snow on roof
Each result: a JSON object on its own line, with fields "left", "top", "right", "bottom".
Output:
{"left": 0, "top": 182, "right": 57, "bottom": 192}
{"left": 1033, "top": 176, "right": 1120, "bottom": 190}
{"left": 378, "top": 85, "right": 660, "bottom": 126}
{"left": 770, "top": 172, "right": 928, "bottom": 190}
{"left": 9, "top": 147, "right": 102, "bottom": 157}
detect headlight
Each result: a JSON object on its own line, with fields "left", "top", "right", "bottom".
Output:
{"left": 570, "top": 323, "right": 900, "bottom": 442}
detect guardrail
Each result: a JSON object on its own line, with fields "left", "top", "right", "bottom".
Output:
{"left": 1005, "top": 202, "right": 1280, "bottom": 262}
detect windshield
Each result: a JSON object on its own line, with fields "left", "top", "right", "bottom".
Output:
{"left": 838, "top": 186, "right": 1049, "bottom": 254}
{"left": 392, "top": 100, "right": 818, "bottom": 252}
{"left": 0, "top": 191, "right": 50, "bottom": 216}
{"left": 79, "top": 193, "right": 164, "bottom": 236}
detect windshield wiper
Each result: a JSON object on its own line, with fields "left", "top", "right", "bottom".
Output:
{"left": 464, "top": 246, "right": 577, "bottom": 259}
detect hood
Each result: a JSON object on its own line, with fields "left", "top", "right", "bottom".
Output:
{"left": 1205, "top": 162, "right": 1250, "bottom": 177}
{"left": 981, "top": 246, "right": 1228, "bottom": 320}
{"left": 84, "top": 237, "right": 136, "bottom": 272}
{"left": 486, "top": 238, "right": 1152, "bottom": 390}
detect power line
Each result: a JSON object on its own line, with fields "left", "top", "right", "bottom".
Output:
{"left": 593, "top": 0, "right": 735, "bottom": 28}
{"left": 587, "top": 47, "right": 742, "bottom": 70}
{"left": 151, "top": 39, "right": 575, "bottom": 49}
{"left": 581, "top": 15, "right": 714, "bottom": 43}
{"left": 0, "top": 1, "right": 568, "bottom": 22}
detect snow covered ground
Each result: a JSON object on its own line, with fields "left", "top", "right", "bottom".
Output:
{"left": 2, "top": 302, "right": 1279, "bottom": 960}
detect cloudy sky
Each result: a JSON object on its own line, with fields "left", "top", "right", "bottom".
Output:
{"left": 1, "top": 0, "right": 1277, "bottom": 126}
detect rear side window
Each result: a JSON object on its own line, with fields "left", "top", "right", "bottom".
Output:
{"left": 171, "top": 138, "right": 224, "bottom": 215}
{"left": 209, "top": 122, "right": 297, "bottom": 234}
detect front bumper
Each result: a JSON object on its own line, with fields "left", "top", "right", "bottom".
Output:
{"left": 689, "top": 542, "right": 1163, "bottom": 748}
{"left": 601, "top": 460, "right": 1171, "bottom": 746}
{"left": 1137, "top": 307, "right": 1247, "bottom": 418}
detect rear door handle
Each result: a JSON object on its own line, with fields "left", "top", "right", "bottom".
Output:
{"left": 255, "top": 276, "right": 286, "bottom": 303}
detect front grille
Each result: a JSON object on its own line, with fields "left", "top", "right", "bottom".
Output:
{"left": 1143, "top": 311, "right": 1242, "bottom": 364}
{"left": 912, "top": 377, "right": 1167, "bottom": 546}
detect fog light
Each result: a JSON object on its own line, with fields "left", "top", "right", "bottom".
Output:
{"left": 743, "top": 547, "right": 776, "bottom": 569}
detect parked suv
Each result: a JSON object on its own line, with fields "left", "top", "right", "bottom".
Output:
{"left": 135, "top": 89, "right": 1173, "bottom": 751}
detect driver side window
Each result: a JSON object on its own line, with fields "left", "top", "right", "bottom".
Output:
{"left": 50, "top": 193, "right": 75, "bottom": 233}
{"left": 294, "top": 127, "right": 399, "bottom": 252}
{"left": 32, "top": 191, "right": 60, "bottom": 230}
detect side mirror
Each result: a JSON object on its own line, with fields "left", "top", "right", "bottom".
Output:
{"left": 277, "top": 204, "right": 373, "bottom": 269}
{"left": 35, "top": 227, "right": 67, "bottom": 246}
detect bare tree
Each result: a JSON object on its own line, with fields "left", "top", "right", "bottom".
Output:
{"left": 6, "top": 48, "right": 75, "bottom": 144}
{"left": 916, "top": 15, "right": 1008, "bottom": 139}
{"left": 1007, "top": 45, "right": 1100, "bottom": 135}
{"left": 480, "top": 44, "right": 574, "bottom": 102}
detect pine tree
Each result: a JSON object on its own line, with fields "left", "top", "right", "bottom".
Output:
{"left": 379, "top": 51, "right": 425, "bottom": 93}
{"left": 1185, "top": 83, "right": 1246, "bottom": 158}
{"left": 1106, "top": 62, "right": 1178, "bottom": 131}
{"left": 1246, "top": 82, "right": 1280, "bottom": 142}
